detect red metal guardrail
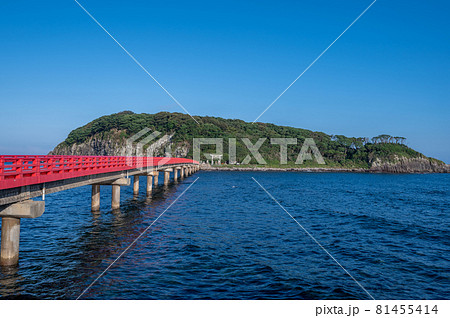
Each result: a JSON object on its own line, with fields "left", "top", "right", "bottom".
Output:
{"left": 0, "top": 155, "right": 198, "bottom": 190}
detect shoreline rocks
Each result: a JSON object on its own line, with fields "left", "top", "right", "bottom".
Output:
{"left": 369, "top": 157, "right": 449, "bottom": 173}
{"left": 200, "top": 164, "right": 449, "bottom": 174}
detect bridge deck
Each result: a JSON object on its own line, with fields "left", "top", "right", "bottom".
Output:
{"left": 0, "top": 155, "right": 197, "bottom": 190}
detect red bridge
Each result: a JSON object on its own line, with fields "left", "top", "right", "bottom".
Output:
{"left": 0, "top": 155, "right": 200, "bottom": 266}
{"left": 0, "top": 155, "right": 198, "bottom": 190}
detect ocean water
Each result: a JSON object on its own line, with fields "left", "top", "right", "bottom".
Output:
{"left": 0, "top": 171, "right": 448, "bottom": 300}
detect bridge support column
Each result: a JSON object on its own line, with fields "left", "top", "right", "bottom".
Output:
{"left": 133, "top": 176, "right": 140, "bottom": 195}
{"left": 91, "top": 185, "right": 100, "bottom": 212}
{"left": 164, "top": 169, "right": 172, "bottom": 186}
{"left": 146, "top": 175, "right": 153, "bottom": 196}
{"left": 94, "top": 178, "right": 130, "bottom": 210}
{"left": 0, "top": 200, "right": 45, "bottom": 266}
{"left": 180, "top": 167, "right": 184, "bottom": 178}
{"left": 154, "top": 172, "right": 159, "bottom": 187}
{"left": 1, "top": 217, "right": 20, "bottom": 266}
{"left": 174, "top": 168, "right": 179, "bottom": 182}
{"left": 112, "top": 185, "right": 120, "bottom": 210}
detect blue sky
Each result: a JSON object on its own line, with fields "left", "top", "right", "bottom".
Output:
{"left": 1, "top": 0, "right": 449, "bottom": 162}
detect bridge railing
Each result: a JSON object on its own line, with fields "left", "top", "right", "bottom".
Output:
{"left": 0, "top": 155, "right": 198, "bottom": 190}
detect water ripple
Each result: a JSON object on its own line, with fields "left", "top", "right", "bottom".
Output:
{"left": 0, "top": 172, "right": 449, "bottom": 299}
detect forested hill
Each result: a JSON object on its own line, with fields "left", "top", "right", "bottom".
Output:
{"left": 50, "top": 111, "right": 448, "bottom": 172}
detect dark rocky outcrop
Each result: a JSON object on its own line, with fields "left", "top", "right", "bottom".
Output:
{"left": 50, "top": 130, "right": 190, "bottom": 158}
{"left": 49, "top": 130, "right": 126, "bottom": 156}
{"left": 369, "top": 156, "right": 450, "bottom": 173}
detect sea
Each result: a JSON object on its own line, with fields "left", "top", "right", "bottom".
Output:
{"left": 0, "top": 171, "right": 448, "bottom": 299}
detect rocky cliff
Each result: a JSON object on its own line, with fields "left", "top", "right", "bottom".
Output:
{"left": 50, "top": 130, "right": 127, "bottom": 156}
{"left": 50, "top": 129, "right": 190, "bottom": 158}
{"left": 370, "top": 156, "right": 450, "bottom": 173}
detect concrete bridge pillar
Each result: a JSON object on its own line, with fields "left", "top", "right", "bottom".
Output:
{"left": 111, "top": 185, "right": 120, "bottom": 210}
{"left": 180, "top": 167, "right": 185, "bottom": 178}
{"left": 146, "top": 174, "right": 153, "bottom": 196}
{"left": 0, "top": 200, "right": 45, "bottom": 266}
{"left": 154, "top": 172, "right": 159, "bottom": 187}
{"left": 1, "top": 217, "right": 20, "bottom": 266}
{"left": 164, "top": 169, "right": 172, "bottom": 186}
{"left": 94, "top": 178, "right": 130, "bottom": 211}
{"left": 133, "top": 176, "right": 140, "bottom": 195}
{"left": 174, "top": 167, "right": 180, "bottom": 182}
{"left": 91, "top": 185, "right": 100, "bottom": 212}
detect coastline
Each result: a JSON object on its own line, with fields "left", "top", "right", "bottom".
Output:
{"left": 200, "top": 166, "right": 367, "bottom": 172}
{"left": 200, "top": 165, "right": 450, "bottom": 173}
